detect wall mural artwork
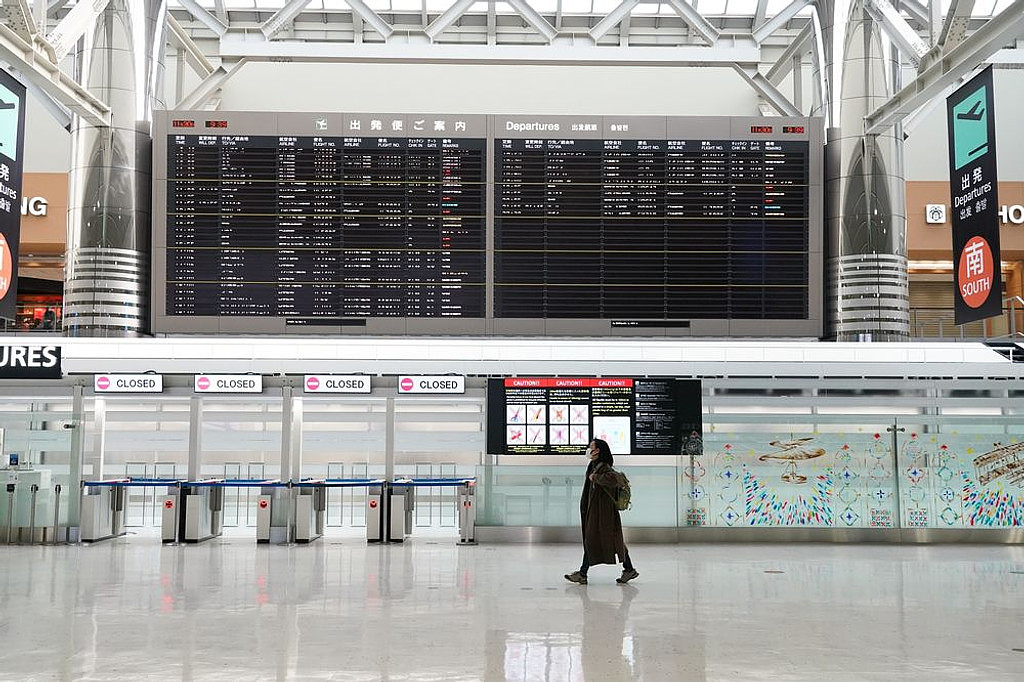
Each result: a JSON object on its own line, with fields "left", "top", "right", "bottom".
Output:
{"left": 963, "top": 440, "right": 1024, "bottom": 527}
{"left": 689, "top": 432, "right": 1024, "bottom": 529}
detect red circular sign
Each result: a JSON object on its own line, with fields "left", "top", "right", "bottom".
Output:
{"left": 164, "top": 500, "right": 173, "bottom": 509}
{"left": 97, "top": 376, "right": 110, "bottom": 390}
{"left": 197, "top": 377, "right": 211, "bottom": 390}
{"left": 399, "top": 377, "right": 414, "bottom": 392}
{"left": 0, "top": 235, "right": 11, "bottom": 300}
{"left": 306, "top": 376, "right": 320, "bottom": 391}
{"left": 259, "top": 499, "right": 268, "bottom": 509}
{"left": 369, "top": 499, "right": 378, "bottom": 508}
{"left": 958, "top": 235, "right": 995, "bottom": 309}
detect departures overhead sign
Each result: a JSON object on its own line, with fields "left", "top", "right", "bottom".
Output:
{"left": 0, "top": 344, "right": 60, "bottom": 379}
{"left": 94, "top": 374, "right": 163, "bottom": 393}
{"left": 947, "top": 66, "right": 1002, "bottom": 325}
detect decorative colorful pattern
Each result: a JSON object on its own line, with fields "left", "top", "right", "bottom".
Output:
{"left": 686, "top": 508, "right": 706, "bottom": 526}
{"left": 907, "top": 508, "right": 928, "bottom": 527}
{"left": 870, "top": 508, "right": 893, "bottom": 528}
{"left": 962, "top": 474, "right": 1024, "bottom": 527}
{"left": 743, "top": 471, "right": 833, "bottom": 526}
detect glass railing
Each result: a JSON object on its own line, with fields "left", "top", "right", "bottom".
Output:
{"left": 478, "top": 416, "right": 1024, "bottom": 530}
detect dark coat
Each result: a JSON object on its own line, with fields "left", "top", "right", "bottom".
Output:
{"left": 580, "top": 461, "right": 627, "bottom": 565}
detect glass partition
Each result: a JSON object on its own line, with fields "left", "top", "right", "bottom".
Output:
{"left": 477, "top": 380, "right": 1024, "bottom": 533}
{"left": 0, "top": 390, "right": 76, "bottom": 536}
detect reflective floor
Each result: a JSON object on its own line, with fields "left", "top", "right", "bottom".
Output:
{"left": 1, "top": 539, "right": 1023, "bottom": 680}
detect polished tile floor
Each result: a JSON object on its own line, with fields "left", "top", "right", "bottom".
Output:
{"left": 1, "top": 538, "right": 1023, "bottom": 680}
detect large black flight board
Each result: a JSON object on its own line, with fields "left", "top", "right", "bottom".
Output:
{"left": 165, "top": 130, "right": 486, "bottom": 322}
{"left": 154, "top": 113, "right": 822, "bottom": 335}
{"left": 495, "top": 137, "right": 810, "bottom": 320}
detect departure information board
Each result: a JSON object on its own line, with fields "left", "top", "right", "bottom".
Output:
{"left": 486, "top": 377, "right": 702, "bottom": 455}
{"left": 154, "top": 113, "right": 486, "bottom": 333}
{"left": 153, "top": 113, "right": 822, "bottom": 336}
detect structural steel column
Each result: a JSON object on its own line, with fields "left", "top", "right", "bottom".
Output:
{"left": 64, "top": 0, "right": 169, "bottom": 336}
{"left": 818, "top": 0, "right": 909, "bottom": 340}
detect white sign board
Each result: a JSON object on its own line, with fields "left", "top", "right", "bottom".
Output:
{"left": 94, "top": 374, "right": 163, "bottom": 393}
{"left": 194, "top": 374, "right": 263, "bottom": 393}
{"left": 397, "top": 375, "right": 465, "bottom": 394}
{"left": 303, "top": 375, "right": 372, "bottom": 394}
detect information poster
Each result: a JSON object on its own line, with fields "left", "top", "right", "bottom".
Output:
{"left": 486, "top": 377, "right": 701, "bottom": 455}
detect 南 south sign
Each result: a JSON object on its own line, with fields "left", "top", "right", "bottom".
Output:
{"left": 397, "top": 375, "right": 465, "bottom": 394}
{"left": 304, "top": 375, "right": 371, "bottom": 393}
{"left": 94, "top": 374, "right": 163, "bottom": 393}
{"left": 193, "top": 374, "right": 263, "bottom": 393}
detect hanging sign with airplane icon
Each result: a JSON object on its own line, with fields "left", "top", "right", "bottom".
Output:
{"left": 947, "top": 66, "right": 1002, "bottom": 325}
{"left": 0, "top": 70, "right": 25, "bottom": 321}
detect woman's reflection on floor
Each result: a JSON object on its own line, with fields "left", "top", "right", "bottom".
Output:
{"left": 576, "top": 584, "right": 639, "bottom": 680}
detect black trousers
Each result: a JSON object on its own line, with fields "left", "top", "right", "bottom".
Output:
{"left": 579, "top": 548, "right": 634, "bottom": 575}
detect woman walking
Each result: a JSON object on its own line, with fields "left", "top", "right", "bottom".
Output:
{"left": 564, "top": 438, "right": 638, "bottom": 584}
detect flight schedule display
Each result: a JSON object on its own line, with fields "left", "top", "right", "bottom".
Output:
{"left": 154, "top": 112, "right": 487, "bottom": 333}
{"left": 486, "top": 377, "right": 702, "bottom": 455}
{"left": 494, "top": 116, "right": 819, "bottom": 331}
{"left": 153, "top": 112, "right": 822, "bottom": 336}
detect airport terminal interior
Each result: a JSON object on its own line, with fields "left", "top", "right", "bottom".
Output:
{"left": 2, "top": 0, "right": 1024, "bottom": 679}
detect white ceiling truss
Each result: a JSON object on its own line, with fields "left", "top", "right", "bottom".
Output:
{"left": 0, "top": 0, "right": 1019, "bottom": 131}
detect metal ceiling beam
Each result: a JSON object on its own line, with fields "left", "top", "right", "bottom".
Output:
{"left": 752, "top": 0, "right": 812, "bottom": 44}
{"left": 864, "top": 0, "right": 929, "bottom": 65}
{"left": 168, "top": 13, "right": 214, "bottom": 77}
{"left": 0, "top": 22, "right": 109, "bottom": 126}
{"left": 2, "top": 0, "right": 38, "bottom": 43}
{"left": 1, "top": 60, "right": 71, "bottom": 129}
{"left": 899, "top": 0, "right": 930, "bottom": 28}
{"left": 261, "top": 0, "right": 312, "bottom": 40}
{"left": 177, "top": 0, "right": 228, "bottom": 38}
{"left": 590, "top": 0, "right": 640, "bottom": 42}
{"left": 345, "top": 0, "right": 393, "bottom": 40}
{"left": 176, "top": 58, "right": 247, "bottom": 110}
{"left": 663, "top": 0, "right": 720, "bottom": 45}
{"left": 937, "top": 0, "right": 975, "bottom": 50}
{"left": 865, "top": 0, "right": 1024, "bottom": 134}
{"left": 217, "top": 36, "right": 761, "bottom": 66}
{"left": 213, "top": 0, "right": 228, "bottom": 24}
{"left": 506, "top": 0, "right": 558, "bottom": 43}
{"left": 733, "top": 65, "right": 800, "bottom": 116}
{"left": 46, "top": 0, "right": 111, "bottom": 61}
{"left": 766, "top": 22, "right": 811, "bottom": 84}
{"left": 424, "top": 0, "right": 476, "bottom": 41}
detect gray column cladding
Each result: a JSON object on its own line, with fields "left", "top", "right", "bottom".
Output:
{"left": 65, "top": 0, "right": 168, "bottom": 336}
{"left": 816, "top": 0, "right": 909, "bottom": 340}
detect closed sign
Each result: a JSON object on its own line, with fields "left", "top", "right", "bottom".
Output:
{"left": 0, "top": 345, "right": 60, "bottom": 379}
{"left": 397, "top": 375, "right": 465, "bottom": 394}
{"left": 194, "top": 374, "right": 263, "bottom": 393}
{"left": 94, "top": 374, "right": 163, "bottom": 393}
{"left": 304, "top": 375, "right": 371, "bottom": 393}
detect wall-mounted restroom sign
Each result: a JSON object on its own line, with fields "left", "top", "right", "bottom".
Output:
{"left": 193, "top": 374, "right": 263, "bottom": 393}
{"left": 94, "top": 374, "right": 163, "bottom": 393}
{"left": 0, "top": 344, "right": 60, "bottom": 378}
{"left": 303, "top": 375, "right": 371, "bottom": 393}
{"left": 397, "top": 375, "right": 465, "bottom": 394}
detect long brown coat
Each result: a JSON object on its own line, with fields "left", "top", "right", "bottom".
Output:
{"left": 580, "top": 461, "right": 627, "bottom": 565}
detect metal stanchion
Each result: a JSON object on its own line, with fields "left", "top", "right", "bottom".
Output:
{"left": 5, "top": 484, "right": 14, "bottom": 545}
{"left": 52, "top": 484, "right": 62, "bottom": 545}
{"left": 27, "top": 484, "right": 39, "bottom": 545}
